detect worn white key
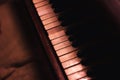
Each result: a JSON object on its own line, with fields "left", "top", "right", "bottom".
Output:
{"left": 54, "top": 40, "right": 71, "bottom": 50}
{"left": 59, "top": 51, "right": 77, "bottom": 62}
{"left": 56, "top": 46, "right": 77, "bottom": 56}
{"left": 65, "top": 64, "right": 84, "bottom": 75}
{"left": 49, "top": 30, "right": 65, "bottom": 40}
{"left": 37, "top": 8, "right": 54, "bottom": 16}
{"left": 47, "top": 26, "right": 63, "bottom": 35}
{"left": 44, "top": 21, "right": 60, "bottom": 30}
{"left": 34, "top": 0, "right": 49, "bottom": 8}
{"left": 62, "top": 57, "right": 81, "bottom": 69}
{"left": 40, "top": 12, "right": 56, "bottom": 20}
{"left": 68, "top": 70, "right": 87, "bottom": 80}
{"left": 51, "top": 35, "right": 68, "bottom": 45}
{"left": 33, "top": 0, "right": 44, "bottom": 3}
{"left": 42, "top": 16, "right": 58, "bottom": 25}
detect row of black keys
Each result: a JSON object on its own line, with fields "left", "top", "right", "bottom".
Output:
{"left": 49, "top": 0, "right": 120, "bottom": 80}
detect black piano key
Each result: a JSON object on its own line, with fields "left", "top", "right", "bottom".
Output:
{"left": 50, "top": 0, "right": 83, "bottom": 13}
{"left": 59, "top": 17, "right": 83, "bottom": 27}
{"left": 80, "top": 58, "right": 97, "bottom": 66}
{"left": 77, "top": 50, "right": 89, "bottom": 58}
{"left": 50, "top": 0, "right": 76, "bottom": 13}
{"left": 51, "top": 4, "right": 65, "bottom": 13}
{"left": 68, "top": 35, "right": 75, "bottom": 41}
{"left": 58, "top": 12, "right": 80, "bottom": 21}
{"left": 68, "top": 35, "right": 85, "bottom": 43}
{"left": 71, "top": 40, "right": 82, "bottom": 48}
{"left": 86, "top": 69, "right": 95, "bottom": 78}
{"left": 65, "top": 26, "right": 80, "bottom": 35}
{"left": 77, "top": 50, "right": 94, "bottom": 66}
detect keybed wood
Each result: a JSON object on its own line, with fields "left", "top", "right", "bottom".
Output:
{"left": 32, "top": 0, "right": 89, "bottom": 79}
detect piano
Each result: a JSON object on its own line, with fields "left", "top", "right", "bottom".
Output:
{"left": 0, "top": 0, "right": 120, "bottom": 80}
{"left": 26, "top": 0, "right": 120, "bottom": 80}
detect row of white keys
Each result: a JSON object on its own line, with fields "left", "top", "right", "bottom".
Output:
{"left": 34, "top": 0, "right": 62, "bottom": 30}
{"left": 44, "top": 17, "right": 85, "bottom": 79}
{"left": 34, "top": 1, "right": 61, "bottom": 30}
{"left": 33, "top": 0, "right": 88, "bottom": 80}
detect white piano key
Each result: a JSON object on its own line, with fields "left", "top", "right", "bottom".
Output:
{"left": 51, "top": 35, "right": 68, "bottom": 45}
{"left": 78, "top": 77, "right": 91, "bottom": 80}
{"left": 37, "top": 7, "right": 54, "bottom": 16}
{"left": 68, "top": 70, "right": 87, "bottom": 80}
{"left": 33, "top": 0, "right": 44, "bottom": 3}
{"left": 44, "top": 21, "right": 61, "bottom": 30}
{"left": 56, "top": 46, "right": 77, "bottom": 56}
{"left": 54, "top": 40, "right": 71, "bottom": 50}
{"left": 40, "top": 12, "right": 56, "bottom": 20}
{"left": 48, "top": 30, "right": 65, "bottom": 40}
{"left": 34, "top": 0, "right": 49, "bottom": 8}
{"left": 47, "top": 26, "right": 63, "bottom": 35}
{"left": 59, "top": 51, "right": 77, "bottom": 62}
{"left": 37, "top": 5, "right": 52, "bottom": 13}
{"left": 65, "top": 64, "right": 85, "bottom": 75}
{"left": 62, "top": 57, "right": 81, "bottom": 69}
{"left": 42, "top": 16, "right": 58, "bottom": 25}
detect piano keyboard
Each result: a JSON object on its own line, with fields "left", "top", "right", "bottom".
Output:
{"left": 32, "top": 0, "right": 91, "bottom": 80}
